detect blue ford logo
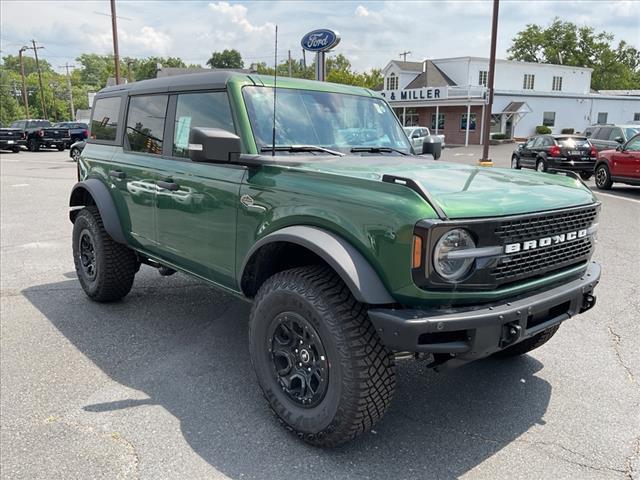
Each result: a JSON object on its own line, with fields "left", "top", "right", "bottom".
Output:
{"left": 301, "top": 29, "right": 340, "bottom": 52}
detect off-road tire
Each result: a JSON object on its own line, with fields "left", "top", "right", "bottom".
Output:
{"left": 579, "top": 171, "right": 592, "bottom": 181}
{"left": 28, "top": 139, "right": 39, "bottom": 152}
{"left": 249, "top": 265, "right": 396, "bottom": 447}
{"left": 72, "top": 206, "right": 138, "bottom": 302}
{"left": 494, "top": 324, "right": 560, "bottom": 357}
{"left": 595, "top": 164, "right": 613, "bottom": 190}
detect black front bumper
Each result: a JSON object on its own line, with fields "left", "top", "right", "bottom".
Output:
{"left": 369, "top": 262, "right": 600, "bottom": 360}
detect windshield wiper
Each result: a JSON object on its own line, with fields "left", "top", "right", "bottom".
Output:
{"left": 350, "top": 147, "right": 408, "bottom": 156}
{"left": 260, "top": 145, "right": 344, "bottom": 157}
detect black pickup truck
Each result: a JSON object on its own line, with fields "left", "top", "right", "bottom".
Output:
{"left": 9, "top": 119, "right": 70, "bottom": 151}
{"left": 0, "top": 126, "right": 26, "bottom": 152}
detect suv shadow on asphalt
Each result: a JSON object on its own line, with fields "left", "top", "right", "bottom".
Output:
{"left": 22, "top": 269, "right": 552, "bottom": 479}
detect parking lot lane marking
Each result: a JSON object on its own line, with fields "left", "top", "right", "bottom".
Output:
{"left": 10, "top": 184, "right": 29, "bottom": 187}
{"left": 593, "top": 191, "right": 640, "bottom": 204}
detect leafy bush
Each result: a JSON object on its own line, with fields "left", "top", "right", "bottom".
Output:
{"left": 561, "top": 128, "right": 575, "bottom": 134}
{"left": 535, "top": 125, "right": 552, "bottom": 134}
{"left": 491, "top": 133, "right": 508, "bottom": 140}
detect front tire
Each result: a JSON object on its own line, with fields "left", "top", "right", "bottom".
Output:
{"left": 72, "top": 206, "right": 138, "bottom": 302}
{"left": 511, "top": 155, "right": 521, "bottom": 169}
{"left": 28, "top": 139, "right": 39, "bottom": 152}
{"left": 12, "top": 147, "right": 20, "bottom": 153}
{"left": 494, "top": 325, "right": 560, "bottom": 357}
{"left": 536, "top": 158, "right": 547, "bottom": 172}
{"left": 595, "top": 164, "right": 613, "bottom": 190}
{"left": 57, "top": 145, "right": 65, "bottom": 151}
{"left": 249, "top": 265, "right": 396, "bottom": 447}
{"left": 71, "top": 147, "right": 81, "bottom": 162}
{"left": 579, "top": 172, "right": 592, "bottom": 181}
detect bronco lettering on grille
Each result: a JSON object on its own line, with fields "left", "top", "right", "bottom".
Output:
{"left": 505, "top": 229, "right": 588, "bottom": 254}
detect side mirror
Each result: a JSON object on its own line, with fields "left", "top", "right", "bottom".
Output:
{"left": 616, "top": 144, "right": 624, "bottom": 151}
{"left": 422, "top": 136, "right": 442, "bottom": 160}
{"left": 614, "top": 136, "right": 624, "bottom": 144}
{"left": 188, "top": 127, "right": 241, "bottom": 163}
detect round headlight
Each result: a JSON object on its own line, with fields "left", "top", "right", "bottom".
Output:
{"left": 433, "top": 229, "right": 476, "bottom": 281}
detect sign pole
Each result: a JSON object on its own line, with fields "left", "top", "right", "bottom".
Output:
{"left": 316, "top": 52, "right": 326, "bottom": 81}
{"left": 301, "top": 29, "right": 339, "bottom": 82}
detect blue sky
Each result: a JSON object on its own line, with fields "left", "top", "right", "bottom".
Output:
{"left": 1, "top": 1, "right": 638, "bottom": 74}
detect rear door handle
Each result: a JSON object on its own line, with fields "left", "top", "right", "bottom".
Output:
{"left": 157, "top": 180, "right": 180, "bottom": 191}
{"left": 109, "top": 170, "right": 126, "bottom": 179}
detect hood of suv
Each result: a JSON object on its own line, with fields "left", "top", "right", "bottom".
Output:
{"left": 292, "top": 156, "right": 597, "bottom": 219}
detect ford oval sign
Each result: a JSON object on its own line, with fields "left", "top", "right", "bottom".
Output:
{"left": 301, "top": 29, "right": 340, "bottom": 52}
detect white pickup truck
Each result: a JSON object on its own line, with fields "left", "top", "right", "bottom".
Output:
{"left": 403, "top": 126, "right": 445, "bottom": 154}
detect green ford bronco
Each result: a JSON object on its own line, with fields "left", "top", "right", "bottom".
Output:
{"left": 70, "top": 72, "right": 601, "bottom": 447}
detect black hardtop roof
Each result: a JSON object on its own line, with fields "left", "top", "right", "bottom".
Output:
{"left": 97, "top": 70, "right": 248, "bottom": 96}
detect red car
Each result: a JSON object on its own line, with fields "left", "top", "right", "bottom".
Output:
{"left": 595, "top": 133, "right": 640, "bottom": 189}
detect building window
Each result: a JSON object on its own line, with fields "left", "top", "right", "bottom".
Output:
{"left": 490, "top": 114, "right": 502, "bottom": 133}
{"left": 431, "top": 113, "right": 445, "bottom": 131}
{"left": 386, "top": 73, "right": 398, "bottom": 90}
{"left": 478, "top": 70, "right": 488, "bottom": 87}
{"left": 634, "top": 112, "right": 640, "bottom": 121}
{"left": 552, "top": 76, "right": 563, "bottom": 91}
{"left": 405, "top": 107, "right": 419, "bottom": 126}
{"left": 523, "top": 74, "right": 535, "bottom": 90}
{"left": 461, "top": 113, "right": 477, "bottom": 131}
{"left": 597, "top": 112, "right": 608, "bottom": 124}
{"left": 543, "top": 112, "right": 556, "bottom": 127}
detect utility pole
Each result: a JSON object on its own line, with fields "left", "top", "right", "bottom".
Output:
{"left": 479, "top": 0, "right": 499, "bottom": 167}
{"left": 60, "top": 63, "right": 76, "bottom": 120}
{"left": 29, "top": 40, "right": 47, "bottom": 120}
{"left": 110, "top": 0, "right": 121, "bottom": 84}
{"left": 399, "top": 51, "right": 411, "bottom": 62}
{"left": 288, "top": 50, "right": 292, "bottom": 77}
{"left": 18, "top": 46, "right": 30, "bottom": 118}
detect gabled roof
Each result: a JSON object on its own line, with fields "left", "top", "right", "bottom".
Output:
{"left": 404, "top": 61, "right": 456, "bottom": 88}
{"left": 383, "top": 60, "right": 424, "bottom": 73}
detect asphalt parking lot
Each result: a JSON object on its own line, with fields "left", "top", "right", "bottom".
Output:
{"left": 1, "top": 146, "right": 639, "bottom": 479}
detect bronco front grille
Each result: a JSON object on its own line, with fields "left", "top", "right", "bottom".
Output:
{"left": 491, "top": 206, "right": 598, "bottom": 283}
{"left": 492, "top": 237, "right": 593, "bottom": 281}
{"left": 494, "top": 206, "right": 598, "bottom": 244}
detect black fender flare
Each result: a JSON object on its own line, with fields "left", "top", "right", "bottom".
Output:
{"left": 240, "top": 226, "right": 396, "bottom": 305}
{"left": 69, "top": 178, "right": 126, "bottom": 244}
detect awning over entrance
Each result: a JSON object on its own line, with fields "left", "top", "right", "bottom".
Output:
{"left": 499, "top": 101, "right": 531, "bottom": 114}
{"left": 493, "top": 102, "right": 531, "bottom": 138}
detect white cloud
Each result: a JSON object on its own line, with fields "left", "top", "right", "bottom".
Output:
{"left": 209, "top": 2, "right": 274, "bottom": 34}
{"left": 355, "top": 5, "right": 370, "bottom": 17}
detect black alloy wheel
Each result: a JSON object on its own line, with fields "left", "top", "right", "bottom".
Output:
{"left": 595, "top": 164, "right": 613, "bottom": 190}
{"left": 78, "top": 229, "right": 97, "bottom": 281}
{"left": 268, "top": 312, "right": 329, "bottom": 408}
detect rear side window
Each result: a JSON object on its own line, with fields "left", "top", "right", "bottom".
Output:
{"left": 608, "top": 128, "right": 623, "bottom": 141}
{"left": 172, "top": 91, "right": 234, "bottom": 158}
{"left": 584, "top": 127, "right": 597, "bottom": 138}
{"left": 125, "top": 95, "right": 168, "bottom": 155}
{"left": 91, "top": 97, "right": 122, "bottom": 141}
{"left": 595, "top": 127, "right": 612, "bottom": 140}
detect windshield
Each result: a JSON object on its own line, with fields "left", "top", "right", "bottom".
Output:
{"left": 242, "top": 86, "right": 411, "bottom": 155}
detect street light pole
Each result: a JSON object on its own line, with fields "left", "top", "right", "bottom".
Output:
{"left": 30, "top": 40, "right": 47, "bottom": 120}
{"left": 18, "top": 46, "right": 30, "bottom": 118}
{"left": 479, "top": 0, "right": 499, "bottom": 167}
{"left": 110, "top": 0, "right": 121, "bottom": 84}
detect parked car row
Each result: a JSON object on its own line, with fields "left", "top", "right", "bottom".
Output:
{"left": 0, "top": 119, "right": 89, "bottom": 153}
{"left": 512, "top": 130, "right": 640, "bottom": 190}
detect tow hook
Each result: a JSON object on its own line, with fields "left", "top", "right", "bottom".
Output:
{"left": 499, "top": 322, "right": 522, "bottom": 348}
{"left": 580, "top": 294, "right": 596, "bottom": 313}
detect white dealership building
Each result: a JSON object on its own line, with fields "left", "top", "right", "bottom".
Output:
{"left": 378, "top": 57, "right": 640, "bottom": 145}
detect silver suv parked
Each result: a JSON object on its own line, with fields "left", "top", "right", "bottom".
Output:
{"left": 584, "top": 124, "right": 640, "bottom": 152}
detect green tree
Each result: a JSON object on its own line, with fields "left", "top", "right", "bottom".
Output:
{"left": 206, "top": 49, "right": 244, "bottom": 69}
{"left": 508, "top": 18, "right": 640, "bottom": 90}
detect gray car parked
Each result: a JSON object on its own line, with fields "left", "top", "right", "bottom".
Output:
{"left": 584, "top": 124, "right": 640, "bottom": 152}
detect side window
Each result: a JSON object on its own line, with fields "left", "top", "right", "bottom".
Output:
{"left": 596, "top": 127, "right": 612, "bottom": 140}
{"left": 584, "top": 127, "right": 596, "bottom": 138}
{"left": 608, "top": 128, "right": 623, "bottom": 141}
{"left": 532, "top": 137, "right": 544, "bottom": 148}
{"left": 525, "top": 138, "right": 536, "bottom": 149}
{"left": 172, "top": 91, "right": 234, "bottom": 158}
{"left": 91, "top": 97, "right": 122, "bottom": 141}
{"left": 125, "top": 95, "right": 168, "bottom": 154}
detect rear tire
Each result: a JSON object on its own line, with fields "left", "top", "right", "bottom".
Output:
{"left": 536, "top": 158, "right": 547, "bottom": 172}
{"left": 57, "top": 145, "right": 65, "bottom": 151}
{"left": 71, "top": 147, "right": 81, "bottom": 162}
{"left": 72, "top": 206, "right": 138, "bottom": 302}
{"left": 494, "top": 325, "right": 560, "bottom": 357}
{"left": 12, "top": 147, "right": 20, "bottom": 153}
{"left": 249, "top": 265, "right": 396, "bottom": 447}
{"left": 511, "top": 155, "right": 521, "bottom": 169}
{"left": 28, "top": 139, "right": 39, "bottom": 152}
{"left": 579, "top": 172, "right": 592, "bottom": 181}
{"left": 595, "top": 164, "right": 613, "bottom": 190}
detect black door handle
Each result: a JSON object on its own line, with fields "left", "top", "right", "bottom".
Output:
{"left": 109, "top": 170, "right": 126, "bottom": 179}
{"left": 157, "top": 180, "right": 180, "bottom": 191}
